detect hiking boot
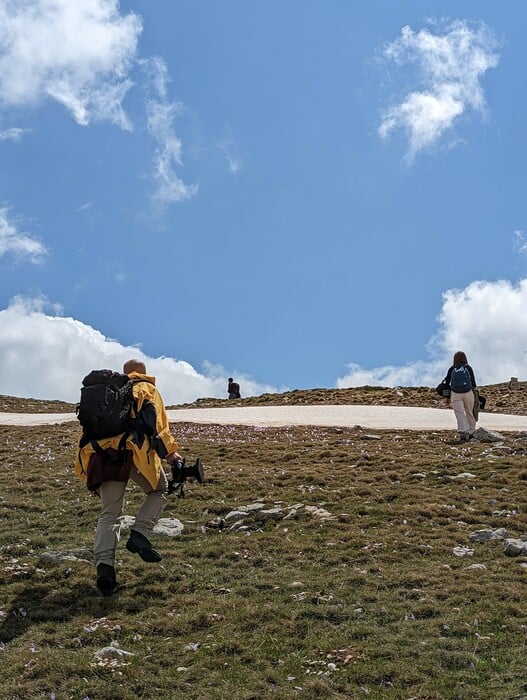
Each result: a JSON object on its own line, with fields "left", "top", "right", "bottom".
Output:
{"left": 126, "top": 529, "right": 162, "bottom": 563}
{"left": 96, "top": 563, "right": 116, "bottom": 596}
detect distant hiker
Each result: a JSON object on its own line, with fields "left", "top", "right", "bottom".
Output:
{"left": 228, "top": 377, "right": 241, "bottom": 399}
{"left": 441, "top": 351, "right": 478, "bottom": 442}
{"left": 74, "top": 359, "right": 182, "bottom": 596}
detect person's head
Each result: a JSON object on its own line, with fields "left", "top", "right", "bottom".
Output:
{"left": 228, "top": 377, "right": 233, "bottom": 383}
{"left": 123, "top": 359, "right": 147, "bottom": 375}
{"left": 453, "top": 351, "right": 468, "bottom": 368}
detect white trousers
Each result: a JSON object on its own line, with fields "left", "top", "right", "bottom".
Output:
{"left": 450, "top": 390, "right": 476, "bottom": 435}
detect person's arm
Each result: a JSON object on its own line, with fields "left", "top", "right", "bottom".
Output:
{"left": 468, "top": 365, "right": 477, "bottom": 388}
{"left": 135, "top": 385, "right": 180, "bottom": 459}
{"left": 444, "top": 366, "right": 453, "bottom": 404}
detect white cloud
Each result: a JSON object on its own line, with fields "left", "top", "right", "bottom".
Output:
{"left": 513, "top": 230, "right": 527, "bottom": 255}
{"left": 143, "top": 57, "right": 197, "bottom": 207}
{"left": 336, "top": 279, "right": 527, "bottom": 388}
{"left": 0, "top": 127, "right": 30, "bottom": 141}
{"left": 218, "top": 141, "right": 242, "bottom": 175}
{"left": 0, "top": 4, "right": 196, "bottom": 210}
{"left": 0, "top": 207, "right": 47, "bottom": 262}
{"left": 379, "top": 20, "right": 499, "bottom": 159}
{"left": 0, "top": 0, "right": 142, "bottom": 128}
{"left": 0, "top": 296, "right": 275, "bottom": 403}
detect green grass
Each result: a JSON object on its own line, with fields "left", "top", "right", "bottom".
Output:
{"left": 1, "top": 421, "right": 527, "bottom": 699}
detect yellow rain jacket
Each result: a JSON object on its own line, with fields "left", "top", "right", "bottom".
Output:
{"left": 74, "top": 371, "right": 179, "bottom": 489}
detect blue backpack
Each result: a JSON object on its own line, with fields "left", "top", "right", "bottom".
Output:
{"left": 450, "top": 365, "right": 472, "bottom": 393}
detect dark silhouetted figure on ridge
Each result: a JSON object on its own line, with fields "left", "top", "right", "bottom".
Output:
{"left": 228, "top": 378, "right": 241, "bottom": 399}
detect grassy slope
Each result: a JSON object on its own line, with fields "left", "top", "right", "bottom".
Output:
{"left": 0, "top": 387, "right": 526, "bottom": 699}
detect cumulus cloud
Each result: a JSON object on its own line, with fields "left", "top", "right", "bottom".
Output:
{"left": 0, "top": 297, "right": 275, "bottom": 403}
{"left": 0, "top": 0, "right": 142, "bottom": 128}
{"left": 0, "top": 207, "right": 47, "bottom": 262}
{"left": 143, "top": 57, "right": 197, "bottom": 207}
{"left": 379, "top": 19, "right": 499, "bottom": 159}
{"left": 336, "top": 279, "right": 527, "bottom": 388}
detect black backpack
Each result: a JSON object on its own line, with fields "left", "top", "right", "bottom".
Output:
{"left": 77, "top": 370, "right": 142, "bottom": 441}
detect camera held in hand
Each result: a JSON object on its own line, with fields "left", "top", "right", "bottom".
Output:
{"left": 167, "top": 457, "right": 204, "bottom": 497}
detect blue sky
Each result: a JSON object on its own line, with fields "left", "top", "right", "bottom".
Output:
{"left": 1, "top": 0, "right": 527, "bottom": 403}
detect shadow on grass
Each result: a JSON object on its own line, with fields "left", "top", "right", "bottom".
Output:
{"left": 0, "top": 581, "right": 123, "bottom": 644}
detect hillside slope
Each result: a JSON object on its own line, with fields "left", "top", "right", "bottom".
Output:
{"left": 1, "top": 382, "right": 524, "bottom": 415}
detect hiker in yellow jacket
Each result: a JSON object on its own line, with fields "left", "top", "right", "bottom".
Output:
{"left": 75, "top": 359, "right": 181, "bottom": 596}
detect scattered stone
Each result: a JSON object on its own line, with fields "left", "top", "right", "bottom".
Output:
{"left": 224, "top": 510, "right": 250, "bottom": 523}
{"left": 205, "top": 501, "right": 336, "bottom": 531}
{"left": 40, "top": 549, "right": 94, "bottom": 565}
{"left": 257, "top": 508, "right": 285, "bottom": 522}
{"left": 472, "top": 428, "right": 505, "bottom": 443}
{"left": 503, "top": 538, "right": 527, "bottom": 557}
{"left": 245, "top": 502, "right": 266, "bottom": 512}
{"left": 120, "top": 515, "right": 184, "bottom": 537}
{"left": 452, "top": 546, "right": 474, "bottom": 557}
{"left": 207, "top": 517, "right": 225, "bottom": 529}
{"left": 304, "top": 505, "right": 335, "bottom": 521}
{"left": 95, "top": 643, "right": 133, "bottom": 660}
{"left": 153, "top": 518, "right": 184, "bottom": 537}
{"left": 445, "top": 472, "right": 476, "bottom": 481}
{"left": 470, "top": 528, "right": 508, "bottom": 543}
{"left": 361, "top": 434, "right": 382, "bottom": 441}
{"left": 465, "top": 563, "right": 487, "bottom": 570}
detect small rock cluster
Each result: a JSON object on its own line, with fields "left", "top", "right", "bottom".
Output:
{"left": 206, "top": 501, "right": 335, "bottom": 532}
{"left": 470, "top": 527, "right": 527, "bottom": 557}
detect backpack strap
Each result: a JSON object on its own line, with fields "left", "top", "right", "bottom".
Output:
{"left": 90, "top": 432, "right": 130, "bottom": 461}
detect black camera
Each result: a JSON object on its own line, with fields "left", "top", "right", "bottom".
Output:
{"left": 167, "top": 457, "right": 204, "bottom": 497}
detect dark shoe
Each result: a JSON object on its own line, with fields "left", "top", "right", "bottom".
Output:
{"left": 126, "top": 529, "right": 162, "bottom": 563}
{"left": 96, "top": 563, "right": 116, "bottom": 596}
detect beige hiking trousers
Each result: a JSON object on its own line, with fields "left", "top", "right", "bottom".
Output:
{"left": 94, "top": 466, "right": 168, "bottom": 567}
{"left": 450, "top": 390, "right": 476, "bottom": 435}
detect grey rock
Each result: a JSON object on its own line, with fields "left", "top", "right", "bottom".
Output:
{"left": 245, "top": 503, "right": 266, "bottom": 512}
{"left": 503, "top": 538, "right": 527, "bottom": 556}
{"left": 470, "top": 528, "right": 508, "bottom": 543}
{"left": 257, "top": 508, "right": 285, "bottom": 521}
{"left": 304, "top": 505, "right": 334, "bottom": 520}
{"left": 95, "top": 644, "right": 133, "bottom": 659}
{"left": 207, "top": 517, "right": 225, "bottom": 529}
{"left": 40, "top": 549, "right": 94, "bottom": 565}
{"left": 472, "top": 428, "right": 505, "bottom": 443}
{"left": 120, "top": 514, "right": 184, "bottom": 536}
{"left": 154, "top": 518, "right": 184, "bottom": 537}
{"left": 224, "top": 510, "right": 249, "bottom": 522}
